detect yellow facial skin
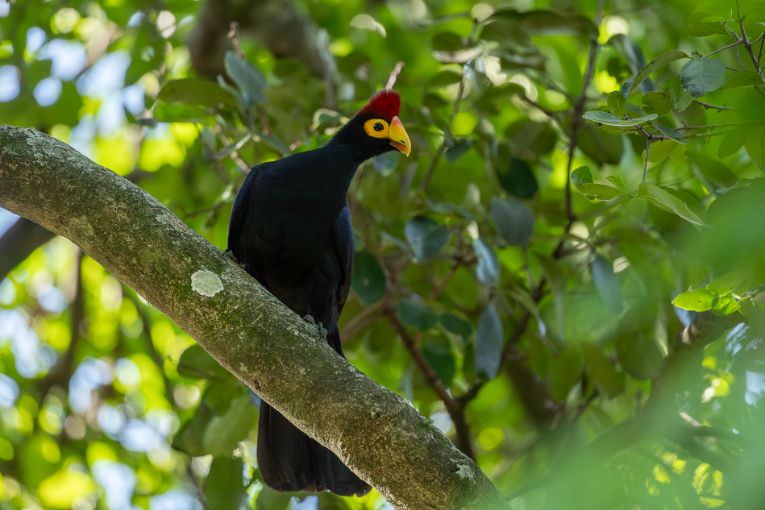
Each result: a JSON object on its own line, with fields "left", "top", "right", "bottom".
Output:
{"left": 363, "top": 116, "right": 411, "bottom": 156}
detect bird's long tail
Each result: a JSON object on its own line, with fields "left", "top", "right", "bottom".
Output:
{"left": 256, "top": 326, "right": 370, "bottom": 496}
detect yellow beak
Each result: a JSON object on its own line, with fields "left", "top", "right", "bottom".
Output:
{"left": 388, "top": 116, "right": 411, "bottom": 156}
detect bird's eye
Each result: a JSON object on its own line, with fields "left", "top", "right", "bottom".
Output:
{"left": 363, "top": 118, "right": 389, "bottom": 138}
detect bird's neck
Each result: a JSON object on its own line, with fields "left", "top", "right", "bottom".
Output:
{"left": 293, "top": 144, "right": 362, "bottom": 219}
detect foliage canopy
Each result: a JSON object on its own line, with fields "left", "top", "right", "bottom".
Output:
{"left": 1, "top": 0, "right": 765, "bottom": 508}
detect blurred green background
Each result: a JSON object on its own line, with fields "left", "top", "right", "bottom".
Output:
{"left": 1, "top": 0, "right": 765, "bottom": 508}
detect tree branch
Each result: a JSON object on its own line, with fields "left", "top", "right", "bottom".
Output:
{"left": 0, "top": 217, "right": 55, "bottom": 281}
{"left": 385, "top": 308, "right": 476, "bottom": 460}
{"left": 0, "top": 125, "right": 500, "bottom": 510}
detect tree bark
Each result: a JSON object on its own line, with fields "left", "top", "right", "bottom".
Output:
{"left": 0, "top": 125, "right": 502, "bottom": 510}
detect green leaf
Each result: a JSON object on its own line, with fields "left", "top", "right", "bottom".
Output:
{"left": 672, "top": 288, "right": 717, "bottom": 312}
{"left": 202, "top": 396, "right": 258, "bottom": 456}
{"left": 224, "top": 50, "right": 267, "bottom": 109}
{"left": 583, "top": 345, "right": 625, "bottom": 398}
{"left": 642, "top": 91, "right": 673, "bottom": 115}
{"left": 397, "top": 299, "right": 438, "bottom": 331}
{"left": 439, "top": 313, "right": 472, "bottom": 343}
{"left": 474, "top": 239, "right": 500, "bottom": 285}
{"left": 404, "top": 216, "right": 450, "bottom": 262}
{"left": 205, "top": 457, "right": 245, "bottom": 510}
{"left": 607, "top": 91, "right": 626, "bottom": 116}
{"left": 492, "top": 9, "right": 595, "bottom": 36}
{"left": 156, "top": 78, "right": 237, "bottom": 108}
{"left": 172, "top": 405, "right": 213, "bottom": 456}
{"left": 687, "top": 12, "right": 727, "bottom": 36}
{"left": 475, "top": 304, "right": 503, "bottom": 379}
{"left": 744, "top": 125, "right": 765, "bottom": 171}
{"left": 718, "top": 126, "right": 751, "bottom": 158}
{"left": 638, "top": 183, "right": 706, "bottom": 226}
{"left": 688, "top": 150, "right": 737, "bottom": 188}
{"left": 571, "top": 167, "right": 622, "bottom": 200}
{"left": 628, "top": 50, "right": 689, "bottom": 96}
{"left": 255, "top": 487, "right": 292, "bottom": 510}
{"left": 496, "top": 157, "right": 539, "bottom": 198}
{"left": 616, "top": 331, "right": 664, "bottom": 380}
{"left": 351, "top": 250, "right": 385, "bottom": 305}
{"left": 489, "top": 197, "right": 535, "bottom": 246}
{"left": 577, "top": 183, "right": 623, "bottom": 200}
{"left": 428, "top": 69, "right": 464, "bottom": 88}
{"left": 506, "top": 119, "right": 557, "bottom": 159}
{"left": 712, "top": 293, "right": 740, "bottom": 316}
{"left": 583, "top": 110, "right": 658, "bottom": 127}
{"left": 178, "top": 344, "right": 230, "bottom": 380}
{"left": 576, "top": 125, "right": 624, "bottom": 165}
{"left": 422, "top": 337, "right": 456, "bottom": 386}
{"left": 571, "top": 165, "right": 593, "bottom": 186}
{"left": 591, "top": 256, "right": 623, "bottom": 314}
{"left": 444, "top": 139, "right": 472, "bottom": 162}
{"left": 549, "top": 348, "right": 584, "bottom": 402}
{"left": 680, "top": 58, "right": 726, "bottom": 97}
{"left": 432, "top": 32, "right": 464, "bottom": 52}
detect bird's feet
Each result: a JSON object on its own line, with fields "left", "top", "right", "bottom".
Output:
{"left": 225, "top": 248, "right": 246, "bottom": 269}
{"left": 303, "top": 314, "right": 327, "bottom": 340}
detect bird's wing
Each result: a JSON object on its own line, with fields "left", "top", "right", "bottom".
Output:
{"left": 227, "top": 165, "right": 264, "bottom": 254}
{"left": 332, "top": 205, "right": 355, "bottom": 314}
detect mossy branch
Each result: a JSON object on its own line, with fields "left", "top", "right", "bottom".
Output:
{"left": 0, "top": 125, "right": 501, "bottom": 510}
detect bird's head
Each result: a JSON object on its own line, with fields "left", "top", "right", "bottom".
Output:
{"left": 331, "top": 90, "right": 411, "bottom": 159}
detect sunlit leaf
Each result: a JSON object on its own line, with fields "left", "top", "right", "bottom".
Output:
{"left": 672, "top": 288, "right": 717, "bottom": 312}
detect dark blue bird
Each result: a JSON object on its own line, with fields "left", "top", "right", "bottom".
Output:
{"left": 227, "top": 90, "right": 410, "bottom": 495}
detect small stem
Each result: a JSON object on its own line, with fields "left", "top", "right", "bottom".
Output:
{"left": 386, "top": 307, "right": 476, "bottom": 459}
{"left": 703, "top": 38, "right": 743, "bottom": 58}
{"left": 385, "top": 61, "right": 405, "bottom": 90}
{"left": 227, "top": 22, "right": 243, "bottom": 58}
{"left": 564, "top": 0, "right": 605, "bottom": 225}
{"left": 643, "top": 137, "right": 652, "bottom": 182}
{"left": 693, "top": 100, "right": 743, "bottom": 112}
{"left": 421, "top": 66, "right": 468, "bottom": 191}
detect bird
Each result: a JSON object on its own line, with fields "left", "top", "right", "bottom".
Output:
{"left": 227, "top": 90, "right": 411, "bottom": 495}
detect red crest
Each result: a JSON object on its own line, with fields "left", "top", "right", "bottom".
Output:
{"left": 358, "top": 90, "right": 400, "bottom": 119}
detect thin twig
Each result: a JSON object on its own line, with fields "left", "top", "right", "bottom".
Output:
{"left": 643, "top": 138, "right": 652, "bottom": 182}
{"left": 421, "top": 66, "right": 468, "bottom": 191}
{"left": 736, "top": 4, "right": 765, "bottom": 86}
{"left": 564, "top": 0, "right": 605, "bottom": 225}
{"left": 692, "top": 100, "right": 743, "bottom": 112}
{"left": 227, "top": 22, "right": 243, "bottom": 58}
{"left": 385, "top": 61, "right": 405, "bottom": 90}
{"left": 386, "top": 307, "right": 476, "bottom": 459}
